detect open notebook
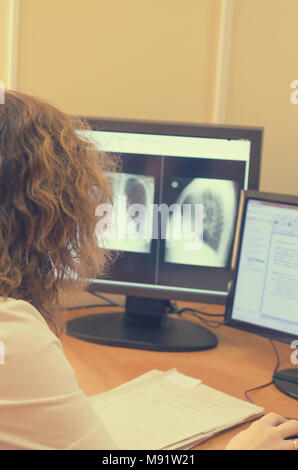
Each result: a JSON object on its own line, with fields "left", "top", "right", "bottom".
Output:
{"left": 88, "top": 369, "right": 264, "bottom": 450}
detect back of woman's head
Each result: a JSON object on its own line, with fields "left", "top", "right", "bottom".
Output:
{"left": 0, "top": 90, "right": 115, "bottom": 335}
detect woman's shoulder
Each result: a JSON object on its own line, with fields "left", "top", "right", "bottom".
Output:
{"left": 0, "top": 297, "right": 50, "bottom": 328}
{"left": 0, "top": 297, "right": 115, "bottom": 450}
{"left": 0, "top": 296, "right": 78, "bottom": 401}
{"left": 0, "top": 297, "right": 61, "bottom": 355}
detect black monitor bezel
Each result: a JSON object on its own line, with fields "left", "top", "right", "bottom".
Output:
{"left": 225, "top": 189, "right": 298, "bottom": 344}
{"left": 80, "top": 117, "right": 263, "bottom": 305}
{"left": 83, "top": 117, "right": 263, "bottom": 191}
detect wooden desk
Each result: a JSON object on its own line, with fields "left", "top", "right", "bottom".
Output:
{"left": 62, "top": 301, "right": 298, "bottom": 450}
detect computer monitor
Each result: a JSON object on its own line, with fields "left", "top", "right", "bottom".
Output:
{"left": 67, "top": 118, "right": 263, "bottom": 351}
{"left": 225, "top": 190, "right": 298, "bottom": 399}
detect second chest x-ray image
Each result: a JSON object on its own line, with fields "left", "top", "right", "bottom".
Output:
{"left": 164, "top": 178, "right": 238, "bottom": 268}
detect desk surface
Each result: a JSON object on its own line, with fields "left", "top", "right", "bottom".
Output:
{"left": 62, "top": 300, "right": 297, "bottom": 450}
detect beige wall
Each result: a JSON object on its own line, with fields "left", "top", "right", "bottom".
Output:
{"left": 2, "top": 0, "right": 298, "bottom": 195}
{"left": 0, "top": 0, "right": 11, "bottom": 85}
{"left": 17, "top": 0, "right": 220, "bottom": 122}
{"left": 226, "top": 0, "right": 298, "bottom": 195}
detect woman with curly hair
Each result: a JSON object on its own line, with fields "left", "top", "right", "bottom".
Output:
{"left": 0, "top": 90, "right": 116, "bottom": 449}
{"left": 0, "top": 90, "right": 297, "bottom": 451}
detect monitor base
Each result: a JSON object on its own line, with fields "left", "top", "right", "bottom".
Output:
{"left": 273, "top": 368, "right": 298, "bottom": 400}
{"left": 66, "top": 312, "right": 218, "bottom": 352}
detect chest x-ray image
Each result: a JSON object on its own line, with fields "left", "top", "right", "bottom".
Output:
{"left": 102, "top": 172, "right": 155, "bottom": 254}
{"left": 165, "top": 178, "right": 238, "bottom": 267}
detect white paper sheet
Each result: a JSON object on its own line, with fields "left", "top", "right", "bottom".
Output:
{"left": 88, "top": 369, "right": 263, "bottom": 450}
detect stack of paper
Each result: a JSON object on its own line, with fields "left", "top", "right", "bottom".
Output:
{"left": 88, "top": 369, "right": 264, "bottom": 450}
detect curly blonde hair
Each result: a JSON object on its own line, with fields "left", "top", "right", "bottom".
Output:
{"left": 0, "top": 91, "right": 116, "bottom": 335}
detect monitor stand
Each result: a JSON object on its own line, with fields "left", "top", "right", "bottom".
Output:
{"left": 273, "top": 369, "right": 298, "bottom": 400}
{"left": 66, "top": 295, "right": 218, "bottom": 352}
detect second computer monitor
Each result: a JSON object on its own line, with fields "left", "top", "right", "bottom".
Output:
{"left": 225, "top": 190, "right": 298, "bottom": 398}
{"left": 226, "top": 190, "right": 298, "bottom": 343}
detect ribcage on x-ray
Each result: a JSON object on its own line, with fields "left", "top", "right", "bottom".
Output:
{"left": 103, "top": 172, "right": 155, "bottom": 254}
{"left": 165, "top": 178, "right": 238, "bottom": 268}
{"left": 125, "top": 177, "right": 147, "bottom": 210}
{"left": 182, "top": 190, "right": 224, "bottom": 252}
